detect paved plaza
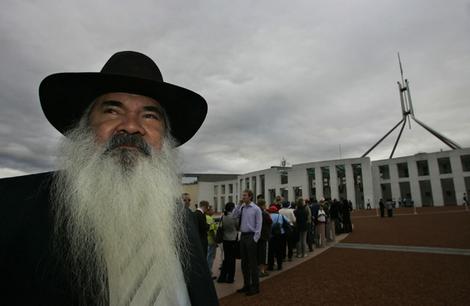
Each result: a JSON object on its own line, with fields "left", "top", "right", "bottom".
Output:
{"left": 218, "top": 206, "right": 470, "bottom": 305}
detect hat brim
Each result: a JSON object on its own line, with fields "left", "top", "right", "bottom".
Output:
{"left": 39, "top": 72, "right": 207, "bottom": 146}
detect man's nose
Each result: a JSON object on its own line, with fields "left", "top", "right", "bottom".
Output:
{"left": 116, "top": 114, "right": 145, "bottom": 135}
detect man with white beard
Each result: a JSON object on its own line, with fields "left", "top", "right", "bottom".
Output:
{"left": 0, "top": 51, "right": 218, "bottom": 306}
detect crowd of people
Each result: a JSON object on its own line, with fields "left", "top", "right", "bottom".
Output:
{"left": 186, "top": 190, "right": 354, "bottom": 297}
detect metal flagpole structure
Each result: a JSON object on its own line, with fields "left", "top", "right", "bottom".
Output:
{"left": 361, "top": 53, "right": 461, "bottom": 159}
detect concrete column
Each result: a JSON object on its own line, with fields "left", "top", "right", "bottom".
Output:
{"left": 330, "top": 164, "right": 339, "bottom": 200}
{"left": 451, "top": 153, "right": 466, "bottom": 204}
{"left": 345, "top": 163, "right": 355, "bottom": 206}
{"left": 428, "top": 157, "right": 443, "bottom": 206}
{"left": 408, "top": 158, "right": 422, "bottom": 207}
{"left": 389, "top": 162, "right": 400, "bottom": 203}
{"left": 315, "top": 166, "right": 322, "bottom": 200}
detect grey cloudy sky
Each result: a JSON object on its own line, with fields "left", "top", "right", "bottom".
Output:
{"left": 1, "top": 0, "right": 469, "bottom": 178}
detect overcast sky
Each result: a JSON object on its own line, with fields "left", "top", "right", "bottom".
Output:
{"left": 1, "top": 0, "right": 469, "bottom": 178}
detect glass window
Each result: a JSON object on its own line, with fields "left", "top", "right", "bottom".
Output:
{"left": 461, "top": 155, "right": 470, "bottom": 172}
{"left": 229, "top": 184, "right": 233, "bottom": 194}
{"left": 259, "top": 175, "right": 265, "bottom": 199}
{"left": 397, "top": 162, "right": 409, "bottom": 178}
{"left": 281, "top": 173, "right": 288, "bottom": 184}
{"left": 379, "top": 165, "right": 390, "bottom": 180}
{"left": 416, "top": 160, "right": 429, "bottom": 176}
{"left": 214, "top": 185, "right": 218, "bottom": 195}
{"left": 307, "top": 168, "right": 316, "bottom": 201}
{"left": 438, "top": 157, "right": 452, "bottom": 174}
{"left": 221, "top": 185, "right": 225, "bottom": 194}
{"left": 352, "top": 164, "right": 364, "bottom": 209}
{"left": 321, "top": 166, "right": 331, "bottom": 199}
{"left": 293, "top": 186, "right": 302, "bottom": 198}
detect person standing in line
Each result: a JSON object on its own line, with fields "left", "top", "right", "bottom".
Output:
{"left": 294, "top": 198, "right": 309, "bottom": 258}
{"left": 279, "top": 201, "right": 296, "bottom": 261}
{"left": 329, "top": 199, "right": 340, "bottom": 241}
{"left": 206, "top": 206, "right": 218, "bottom": 278}
{"left": 267, "top": 205, "right": 285, "bottom": 271}
{"left": 232, "top": 190, "right": 262, "bottom": 296}
{"left": 196, "top": 201, "right": 210, "bottom": 257}
{"left": 217, "top": 202, "right": 239, "bottom": 283}
{"left": 316, "top": 201, "right": 328, "bottom": 248}
{"left": 256, "top": 199, "right": 272, "bottom": 277}
{"left": 341, "top": 199, "right": 353, "bottom": 232}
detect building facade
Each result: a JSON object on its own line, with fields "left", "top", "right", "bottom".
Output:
{"left": 184, "top": 148, "right": 470, "bottom": 212}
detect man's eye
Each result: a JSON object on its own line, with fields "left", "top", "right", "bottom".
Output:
{"left": 104, "top": 108, "right": 118, "bottom": 114}
{"left": 144, "top": 113, "right": 160, "bottom": 120}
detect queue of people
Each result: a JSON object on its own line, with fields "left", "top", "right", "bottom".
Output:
{"left": 188, "top": 191, "right": 355, "bottom": 298}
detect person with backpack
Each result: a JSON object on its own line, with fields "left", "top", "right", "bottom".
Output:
{"left": 267, "top": 205, "right": 286, "bottom": 271}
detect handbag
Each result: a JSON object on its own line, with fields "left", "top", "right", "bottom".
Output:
{"left": 215, "top": 216, "right": 224, "bottom": 244}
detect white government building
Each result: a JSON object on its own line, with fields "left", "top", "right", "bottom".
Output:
{"left": 183, "top": 148, "right": 470, "bottom": 212}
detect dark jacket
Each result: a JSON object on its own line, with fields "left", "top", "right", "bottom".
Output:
{"left": 294, "top": 206, "right": 308, "bottom": 231}
{"left": 0, "top": 172, "right": 219, "bottom": 306}
{"left": 260, "top": 210, "right": 273, "bottom": 241}
{"left": 195, "top": 209, "right": 209, "bottom": 251}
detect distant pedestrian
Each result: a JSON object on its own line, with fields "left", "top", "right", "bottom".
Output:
{"left": 386, "top": 201, "right": 394, "bottom": 217}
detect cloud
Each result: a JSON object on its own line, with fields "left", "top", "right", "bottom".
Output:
{"left": 1, "top": 0, "right": 469, "bottom": 177}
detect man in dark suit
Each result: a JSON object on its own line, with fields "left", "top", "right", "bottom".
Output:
{"left": 195, "top": 200, "right": 210, "bottom": 257}
{"left": 0, "top": 51, "right": 218, "bottom": 306}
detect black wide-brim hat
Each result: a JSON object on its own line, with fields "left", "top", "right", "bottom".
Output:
{"left": 39, "top": 51, "right": 207, "bottom": 146}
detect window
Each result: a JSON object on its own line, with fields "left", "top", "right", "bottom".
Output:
{"left": 379, "top": 165, "right": 390, "bottom": 180}
{"left": 245, "top": 178, "right": 249, "bottom": 190}
{"left": 281, "top": 173, "right": 288, "bottom": 185}
{"left": 352, "top": 164, "right": 364, "bottom": 209}
{"left": 337, "top": 165, "right": 347, "bottom": 200}
{"left": 259, "top": 175, "right": 265, "bottom": 199}
{"left": 214, "top": 185, "right": 218, "bottom": 195}
{"left": 307, "top": 168, "right": 316, "bottom": 201}
{"left": 461, "top": 155, "right": 470, "bottom": 172}
{"left": 293, "top": 186, "right": 302, "bottom": 199}
{"left": 229, "top": 184, "right": 233, "bottom": 194}
{"left": 438, "top": 157, "right": 452, "bottom": 174}
{"left": 397, "top": 163, "right": 409, "bottom": 178}
{"left": 416, "top": 160, "right": 429, "bottom": 176}
{"left": 321, "top": 166, "right": 331, "bottom": 199}
{"left": 221, "top": 185, "right": 225, "bottom": 194}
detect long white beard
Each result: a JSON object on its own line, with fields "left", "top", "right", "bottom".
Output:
{"left": 51, "top": 122, "right": 187, "bottom": 305}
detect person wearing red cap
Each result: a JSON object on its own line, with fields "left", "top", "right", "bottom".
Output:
{"left": 267, "top": 205, "right": 287, "bottom": 271}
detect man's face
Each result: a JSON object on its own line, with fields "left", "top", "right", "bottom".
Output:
{"left": 89, "top": 92, "right": 166, "bottom": 151}
{"left": 242, "top": 192, "right": 251, "bottom": 203}
{"left": 182, "top": 195, "right": 191, "bottom": 207}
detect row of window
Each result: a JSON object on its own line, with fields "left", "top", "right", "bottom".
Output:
{"left": 214, "top": 183, "right": 234, "bottom": 195}
{"left": 379, "top": 155, "right": 470, "bottom": 179}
